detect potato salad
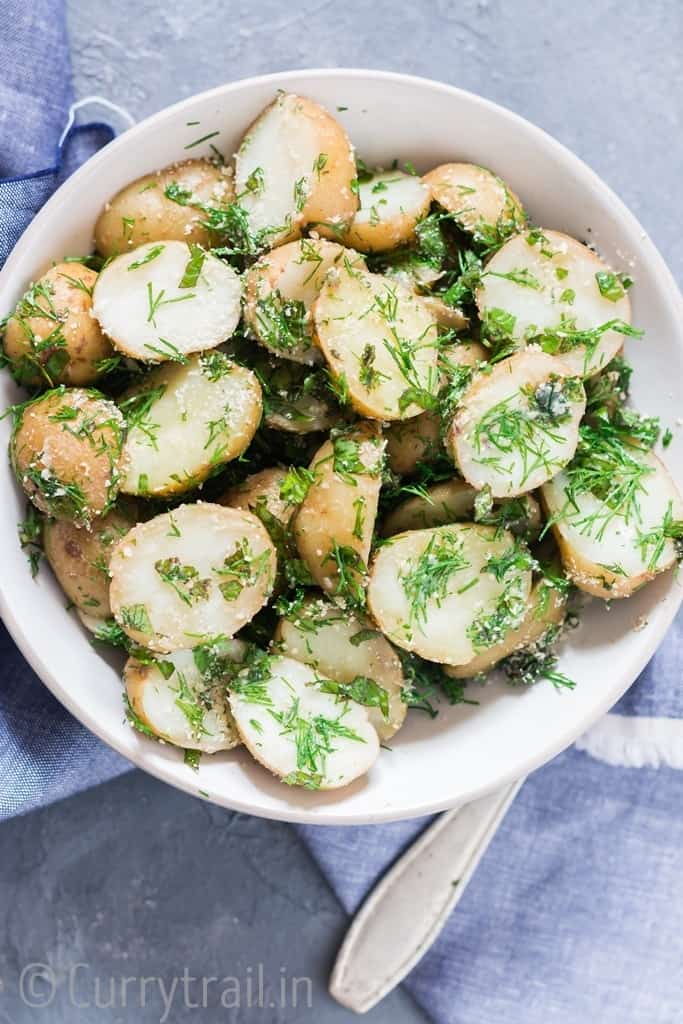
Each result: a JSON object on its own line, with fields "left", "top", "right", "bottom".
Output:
{"left": 3, "top": 91, "right": 681, "bottom": 792}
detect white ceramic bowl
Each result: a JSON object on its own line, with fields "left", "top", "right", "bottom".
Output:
{"left": 1, "top": 69, "right": 681, "bottom": 824}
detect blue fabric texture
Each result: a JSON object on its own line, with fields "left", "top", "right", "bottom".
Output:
{"left": 1, "top": 3, "right": 681, "bottom": 1021}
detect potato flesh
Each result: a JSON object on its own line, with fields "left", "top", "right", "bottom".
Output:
{"left": 313, "top": 266, "right": 439, "bottom": 420}
{"left": 367, "top": 524, "right": 532, "bottom": 665}
{"left": 445, "top": 578, "right": 567, "bottom": 678}
{"left": 125, "top": 644, "right": 244, "bottom": 752}
{"left": 95, "top": 159, "right": 235, "bottom": 257}
{"left": 541, "top": 452, "right": 683, "bottom": 598}
{"left": 44, "top": 508, "right": 135, "bottom": 616}
{"left": 274, "top": 596, "right": 406, "bottom": 740}
{"left": 244, "top": 239, "right": 364, "bottom": 364}
{"left": 11, "top": 388, "right": 126, "bottom": 524}
{"left": 4, "top": 264, "right": 113, "bottom": 387}
{"left": 92, "top": 241, "right": 241, "bottom": 361}
{"left": 293, "top": 425, "right": 384, "bottom": 601}
{"left": 422, "top": 162, "right": 525, "bottom": 237}
{"left": 119, "top": 354, "right": 261, "bottom": 496}
{"left": 235, "top": 94, "right": 318, "bottom": 246}
{"left": 450, "top": 350, "right": 585, "bottom": 497}
{"left": 229, "top": 655, "right": 379, "bottom": 789}
{"left": 344, "top": 171, "right": 431, "bottom": 253}
{"left": 109, "top": 503, "right": 277, "bottom": 652}
{"left": 477, "top": 230, "right": 631, "bottom": 377}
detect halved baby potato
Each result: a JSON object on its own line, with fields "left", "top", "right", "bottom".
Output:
{"left": 541, "top": 448, "right": 683, "bottom": 598}
{"left": 119, "top": 352, "right": 261, "bottom": 497}
{"left": 235, "top": 93, "right": 357, "bottom": 248}
{"left": 11, "top": 388, "right": 127, "bottom": 525}
{"left": 448, "top": 350, "right": 586, "bottom": 498}
{"left": 95, "top": 158, "right": 235, "bottom": 257}
{"left": 125, "top": 640, "right": 245, "bottom": 752}
{"left": 313, "top": 265, "right": 439, "bottom": 420}
{"left": 4, "top": 263, "right": 114, "bottom": 387}
{"left": 344, "top": 170, "right": 431, "bottom": 253}
{"left": 293, "top": 423, "right": 384, "bottom": 604}
{"left": 438, "top": 339, "right": 488, "bottom": 379}
{"left": 229, "top": 653, "right": 379, "bottom": 789}
{"left": 422, "top": 162, "right": 525, "bottom": 243}
{"left": 444, "top": 575, "right": 567, "bottom": 678}
{"left": 367, "top": 523, "right": 532, "bottom": 665}
{"left": 382, "top": 479, "right": 477, "bottom": 536}
{"left": 44, "top": 506, "right": 136, "bottom": 617}
{"left": 244, "top": 239, "right": 365, "bottom": 364}
{"left": 384, "top": 411, "right": 442, "bottom": 475}
{"left": 256, "top": 356, "right": 339, "bottom": 434}
{"left": 219, "top": 467, "right": 292, "bottom": 526}
{"left": 92, "top": 241, "right": 241, "bottom": 362}
{"left": 274, "top": 595, "right": 406, "bottom": 740}
{"left": 109, "top": 503, "right": 277, "bottom": 652}
{"left": 477, "top": 230, "right": 633, "bottom": 377}
{"left": 381, "top": 480, "right": 541, "bottom": 539}
{"left": 419, "top": 295, "right": 470, "bottom": 333}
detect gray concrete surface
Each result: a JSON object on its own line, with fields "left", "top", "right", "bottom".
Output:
{"left": 0, "top": 772, "right": 427, "bottom": 1022}
{"left": 0, "top": 1, "right": 681, "bottom": 1021}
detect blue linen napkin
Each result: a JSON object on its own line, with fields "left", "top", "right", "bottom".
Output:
{"left": 1, "top": 4, "right": 682, "bottom": 1020}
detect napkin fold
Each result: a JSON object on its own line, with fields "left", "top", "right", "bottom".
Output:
{"left": 1, "top": 4, "right": 682, "bottom": 1021}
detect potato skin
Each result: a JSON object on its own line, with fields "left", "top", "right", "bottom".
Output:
{"left": 293, "top": 423, "right": 384, "bottom": 601}
{"left": 422, "top": 162, "right": 525, "bottom": 238}
{"left": 94, "top": 159, "right": 234, "bottom": 257}
{"left": 11, "top": 388, "right": 127, "bottom": 524}
{"left": 343, "top": 171, "right": 431, "bottom": 254}
{"left": 44, "top": 507, "right": 136, "bottom": 616}
{"left": 382, "top": 479, "right": 478, "bottom": 536}
{"left": 384, "top": 411, "right": 442, "bottom": 475}
{"left": 297, "top": 96, "right": 358, "bottom": 238}
{"left": 4, "top": 264, "right": 114, "bottom": 387}
{"left": 444, "top": 578, "right": 567, "bottom": 678}
{"left": 219, "top": 468, "right": 292, "bottom": 525}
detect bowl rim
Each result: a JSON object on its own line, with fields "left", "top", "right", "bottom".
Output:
{"left": 1, "top": 67, "right": 682, "bottom": 824}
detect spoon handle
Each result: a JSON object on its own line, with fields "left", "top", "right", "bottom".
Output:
{"left": 329, "top": 779, "right": 523, "bottom": 1014}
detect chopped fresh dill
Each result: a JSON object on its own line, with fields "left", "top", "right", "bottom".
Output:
{"left": 280, "top": 465, "right": 316, "bottom": 505}
{"left": 636, "top": 500, "right": 683, "bottom": 570}
{"left": 18, "top": 504, "right": 43, "bottom": 577}
{"left": 127, "top": 245, "right": 165, "bottom": 271}
{"left": 254, "top": 290, "right": 310, "bottom": 355}
{"left": 120, "top": 603, "right": 152, "bottom": 635}
{"left": 319, "top": 676, "right": 389, "bottom": 720}
{"left": 213, "top": 539, "right": 272, "bottom": 601}
{"left": 154, "top": 557, "right": 210, "bottom": 606}
{"left": 401, "top": 529, "right": 471, "bottom": 628}
{"left": 179, "top": 243, "right": 206, "bottom": 288}
{"left": 397, "top": 649, "right": 478, "bottom": 717}
{"left": 322, "top": 541, "right": 368, "bottom": 612}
